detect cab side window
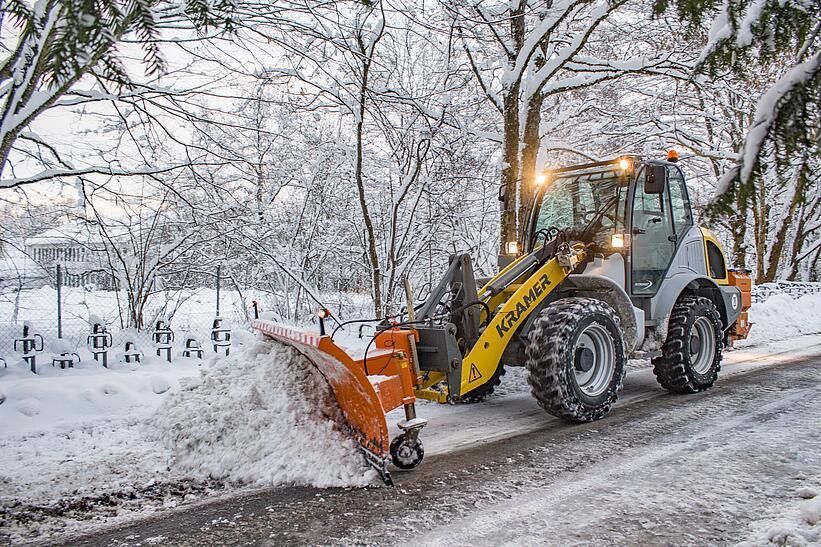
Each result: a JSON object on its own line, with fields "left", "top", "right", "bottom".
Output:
{"left": 667, "top": 167, "right": 692, "bottom": 237}
{"left": 706, "top": 241, "right": 727, "bottom": 279}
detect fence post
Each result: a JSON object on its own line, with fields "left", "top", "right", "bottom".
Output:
{"left": 216, "top": 265, "right": 221, "bottom": 317}
{"left": 56, "top": 263, "right": 63, "bottom": 339}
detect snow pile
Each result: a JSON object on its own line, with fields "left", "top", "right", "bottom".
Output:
{"left": 738, "top": 293, "right": 821, "bottom": 347}
{"left": 740, "top": 485, "right": 821, "bottom": 546}
{"left": 801, "top": 495, "right": 821, "bottom": 526}
{"left": 149, "top": 340, "right": 375, "bottom": 488}
{"left": 0, "top": 338, "right": 375, "bottom": 542}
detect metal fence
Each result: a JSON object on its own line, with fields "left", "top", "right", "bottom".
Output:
{"left": 0, "top": 265, "right": 252, "bottom": 370}
{"left": 751, "top": 281, "right": 821, "bottom": 303}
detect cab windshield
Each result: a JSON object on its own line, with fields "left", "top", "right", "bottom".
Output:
{"left": 532, "top": 167, "right": 627, "bottom": 248}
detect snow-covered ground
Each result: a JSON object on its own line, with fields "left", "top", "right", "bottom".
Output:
{"left": 739, "top": 485, "right": 821, "bottom": 546}
{"left": 1, "top": 291, "right": 821, "bottom": 543}
{"left": 0, "top": 338, "right": 372, "bottom": 543}
{"left": 76, "top": 343, "right": 821, "bottom": 546}
{"left": 736, "top": 292, "right": 821, "bottom": 346}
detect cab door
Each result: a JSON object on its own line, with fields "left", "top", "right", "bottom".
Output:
{"left": 630, "top": 166, "right": 676, "bottom": 296}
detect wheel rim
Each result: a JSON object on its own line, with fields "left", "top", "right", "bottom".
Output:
{"left": 573, "top": 322, "right": 616, "bottom": 397}
{"left": 397, "top": 445, "right": 414, "bottom": 464}
{"left": 690, "top": 316, "right": 716, "bottom": 374}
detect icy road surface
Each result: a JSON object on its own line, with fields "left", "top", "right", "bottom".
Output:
{"left": 64, "top": 336, "right": 821, "bottom": 546}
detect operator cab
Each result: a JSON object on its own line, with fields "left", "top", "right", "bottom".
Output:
{"left": 526, "top": 155, "right": 696, "bottom": 299}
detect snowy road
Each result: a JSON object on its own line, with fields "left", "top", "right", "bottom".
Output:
{"left": 62, "top": 338, "right": 821, "bottom": 546}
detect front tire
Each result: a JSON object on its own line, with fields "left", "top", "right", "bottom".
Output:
{"left": 526, "top": 298, "right": 626, "bottom": 422}
{"left": 652, "top": 296, "right": 723, "bottom": 394}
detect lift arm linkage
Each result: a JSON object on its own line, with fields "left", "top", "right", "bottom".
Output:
{"left": 459, "top": 247, "right": 586, "bottom": 396}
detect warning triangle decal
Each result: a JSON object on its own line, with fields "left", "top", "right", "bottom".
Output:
{"left": 468, "top": 364, "right": 483, "bottom": 383}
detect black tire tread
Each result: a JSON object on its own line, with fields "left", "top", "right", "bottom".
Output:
{"left": 652, "top": 296, "right": 723, "bottom": 394}
{"left": 390, "top": 434, "right": 424, "bottom": 470}
{"left": 525, "top": 297, "right": 626, "bottom": 423}
{"left": 459, "top": 365, "right": 506, "bottom": 403}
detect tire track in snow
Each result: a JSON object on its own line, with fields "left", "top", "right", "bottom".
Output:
{"left": 415, "top": 383, "right": 821, "bottom": 545}
{"left": 66, "top": 345, "right": 821, "bottom": 547}
{"left": 412, "top": 340, "right": 821, "bottom": 460}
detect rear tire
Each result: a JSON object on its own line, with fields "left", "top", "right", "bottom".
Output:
{"left": 526, "top": 298, "right": 626, "bottom": 422}
{"left": 459, "top": 365, "right": 506, "bottom": 403}
{"left": 653, "top": 296, "right": 723, "bottom": 393}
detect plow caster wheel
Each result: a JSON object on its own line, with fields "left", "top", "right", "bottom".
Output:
{"left": 390, "top": 433, "right": 424, "bottom": 470}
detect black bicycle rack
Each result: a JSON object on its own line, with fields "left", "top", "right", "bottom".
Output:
{"left": 182, "top": 337, "right": 203, "bottom": 358}
{"left": 124, "top": 341, "right": 142, "bottom": 364}
{"left": 211, "top": 318, "right": 231, "bottom": 356}
{"left": 87, "top": 323, "right": 113, "bottom": 368}
{"left": 14, "top": 324, "right": 44, "bottom": 373}
{"left": 153, "top": 320, "right": 174, "bottom": 362}
{"left": 52, "top": 352, "right": 81, "bottom": 369}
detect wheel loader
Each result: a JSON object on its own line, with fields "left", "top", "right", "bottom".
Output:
{"left": 253, "top": 153, "right": 752, "bottom": 484}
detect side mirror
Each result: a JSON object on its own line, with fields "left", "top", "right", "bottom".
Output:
{"left": 644, "top": 165, "right": 667, "bottom": 195}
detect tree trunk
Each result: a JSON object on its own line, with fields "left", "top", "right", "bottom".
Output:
{"left": 354, "top": 35, "right": 383, "bottom": 318}
{"left": 766, "top": 156, "right": 808, "bottom": 281}
{"left": 498, "top": 3, "right": 526, "bottom": 262}
{"left": 518, "top": 92, "right": 544, "bottom": 243}
{"left": 255, "top": 162, "right": 265, "bottom": 224}
{"left": 750, "top": 177, "right": 768, "bottom": 283}
{"left": 730, "top": 198, "right": 748, "bottom": 270}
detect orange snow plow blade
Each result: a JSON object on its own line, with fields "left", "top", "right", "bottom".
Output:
{"left": 252, "top": 319, "right": 420, "bottom": 484}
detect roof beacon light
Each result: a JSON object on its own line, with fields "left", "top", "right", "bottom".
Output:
{"left": 535, "top": 173, "right": 548, "bottom": 186}
{"left": 667, "top": 150, "right": 679, "bottom": 163}
{"left": 618, "top": 158, "right": 631, "bottom": 171}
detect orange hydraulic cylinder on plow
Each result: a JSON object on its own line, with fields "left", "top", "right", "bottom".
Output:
{"left": 253, "top": 318, "right": 426, "bottom": 485}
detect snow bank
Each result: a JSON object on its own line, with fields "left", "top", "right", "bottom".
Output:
{"left": 738, "top": 293, "right": 821, "bottom": 347}
{"left": 0, "top": 357, "right": 200, "bottom": 514}
{"left": 149, "top": 340, "right": 375, "bottom": 488}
